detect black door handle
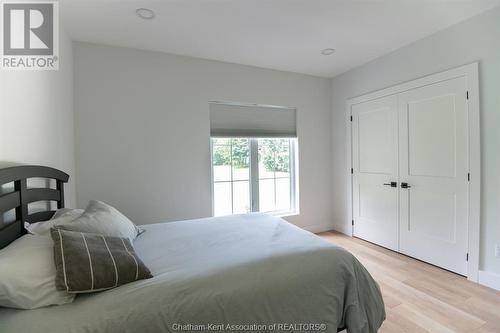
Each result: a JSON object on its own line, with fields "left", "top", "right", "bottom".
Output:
{"left": 383, "top": 182, "right": 397, "bottom": 188}
{"left": 401, "top": 182, "right": 411, "bottom": 189}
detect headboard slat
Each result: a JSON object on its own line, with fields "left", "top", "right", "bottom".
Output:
{"left": 25, "top": 188, "right": 61, "bottom": 203}
{"left": 26, "top": 211, "right": 57, "bottom": 223}
{"left": 0, "top": 192, "right": 20, "bottom": 212}
{"left": 0, "top": 165, "right": 69, "bottom": 185}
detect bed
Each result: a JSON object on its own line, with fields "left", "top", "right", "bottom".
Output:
{"left": 0, "top": 165, "right": 385, "bottom": 333}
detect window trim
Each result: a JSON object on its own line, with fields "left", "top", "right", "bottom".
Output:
{"left": 210, "top": 137, "right": 298, "bottom": 217}
{"left": 249, "top": 139, "right": 259, "bottom": 212}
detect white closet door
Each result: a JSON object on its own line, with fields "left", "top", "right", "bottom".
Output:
{"left": 398, "top": 77, "right": 469, "bottom": 275}
{"left": 352, "top": 95, "right": 399, "bottom": 251}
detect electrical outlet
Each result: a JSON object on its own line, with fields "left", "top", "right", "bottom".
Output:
{"left": 495, "top": 244, "right": 500, "bottom": 258}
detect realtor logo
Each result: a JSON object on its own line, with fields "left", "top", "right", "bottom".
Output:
{"left": 1, "top": 1, "right": 59, "bottom": 70}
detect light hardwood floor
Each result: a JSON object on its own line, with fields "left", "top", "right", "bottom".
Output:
{"left": 319, "top": 231, "right": 500, "bottom": 333}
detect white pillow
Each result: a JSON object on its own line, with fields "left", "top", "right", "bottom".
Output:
{"left": 57, "top": 200, "right": 142, "bottom": 241}
{"left": 25, "top": 209, "right": 83, "bottom": 235}
{"left": 0, "top": 234, "right": 75, "bottom": 309}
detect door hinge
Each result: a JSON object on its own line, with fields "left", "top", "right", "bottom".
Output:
{"left": 466, "top": 253, "right": 469, "bottom": 262}
{"left": 466, "top": 91, "right": 469, "bottom": 100}
{"left": 352, "top": 220, "right": 354, "bottom": 226}
{"left": 351, "top": 168, "right": 353, "bottom": 174}
{"left": 468, "top": 173, "right": 470, "bottom": 182}
{"left": 350, "top": 115, "right": 353, "bottom": 122}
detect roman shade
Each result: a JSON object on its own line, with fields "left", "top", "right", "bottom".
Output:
{"left": 209, "top": 102, "right": 297, "bottom": 137}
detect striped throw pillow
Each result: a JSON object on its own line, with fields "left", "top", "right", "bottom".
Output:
{"left": 51, "top": 228, "right": 152, "bottom": 293}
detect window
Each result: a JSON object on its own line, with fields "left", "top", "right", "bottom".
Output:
{"left": 211, "top": 137, "right": 298, "bottom": 216}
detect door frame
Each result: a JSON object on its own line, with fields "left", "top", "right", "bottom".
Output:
{"left": 345, "top": 62, "right": 480, "bottom": 282}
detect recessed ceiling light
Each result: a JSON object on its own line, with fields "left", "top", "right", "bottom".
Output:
{"left": 321, "top": 48, "right": 336, "bottom": 56}
{"left": 136, "top": 8, "right": 155, "bottom": 20}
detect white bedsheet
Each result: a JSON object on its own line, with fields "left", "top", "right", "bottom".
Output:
{"left": 0, "top": 214, "right": 385, "bottom": 333}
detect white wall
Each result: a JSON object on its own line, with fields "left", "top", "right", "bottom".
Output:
{"left": 0, "top": 27, "right": 76, "bottom": 207}
{"left": 331, "top": 7, "right": 500, "bottom": 276}
{"left": 74, "top": 42, "right": 333, "bottom": 232}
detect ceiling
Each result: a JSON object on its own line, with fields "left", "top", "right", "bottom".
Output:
{"left": 60, "top": 0, "right": 500, "bottom": 78}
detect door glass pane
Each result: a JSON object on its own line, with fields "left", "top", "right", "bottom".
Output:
{"left": 259, "top": 179, "right": 275, "bottom": 212}
{"left": 231, "top": 138, "right": 249, "bottom": 181}
{"left": 213, "top": 138, "right": 250, "bottom": 216}
{"left": 258, "top": 139, "right": 275, "bottom": 179}
{"left": 275, "top": 178, "right": 291, "bottom": 211}
{"left": 212, "top": 138, "right": 231, "bottom": 146}
{"left": 213, "top": 182, "right": 232, "bottom": 216}
{"left": 274, "top": 138, "right": 290, "bottom": 178}
{"left": 258, "top": 138, "right": 291, "bottom": 213}
{"left": 233, "top": 180, "right": 250, "bottom": 214}
{"left": 213, "top": 144, "right": 231, "bottom": 182}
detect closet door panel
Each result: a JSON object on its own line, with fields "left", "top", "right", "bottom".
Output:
{"left": 398, "top": 76, "right": 468, "bottom": 275}
{"left": 352, "top": 95, "right": 399, "bottom": 251}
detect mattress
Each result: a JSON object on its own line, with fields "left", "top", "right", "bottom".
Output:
{"left": 0, "top": 214, "right": 385, "bottom": 333}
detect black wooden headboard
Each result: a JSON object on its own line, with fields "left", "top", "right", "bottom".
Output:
{"left": 0, "top": 164, "right": 68, "bottom": 249}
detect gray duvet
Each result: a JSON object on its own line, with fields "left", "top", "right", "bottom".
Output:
{"left": 0, "top": 214, "right": 385, "bottom": 333}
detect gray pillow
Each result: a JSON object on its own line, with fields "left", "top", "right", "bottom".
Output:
{"left": 57, "top": 200, "right": 143, "bottom": 242}
{"left": 26, "top": 209, "right": 84, "bottom": 235}
{"left": 51, "top": 208, "right": 84, "bottom": 220}
{"left": 51, "top": 228, "right": 152, "bottom": 293}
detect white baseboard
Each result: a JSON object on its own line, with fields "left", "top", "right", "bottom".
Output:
{"left": 329, "top": 221, "right": 352, "bottom": 236}
{"left": 301, "top": 222, "right": 335, "bottom": 234}
{"left": 478, "top": 270, "right": 500, "bottom": 291}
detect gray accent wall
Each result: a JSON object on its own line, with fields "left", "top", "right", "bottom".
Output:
{"left": 74, "top": 42, "right": 333, "bottom": 232}
{"left": 0, "top": 27, "right": 76, "bottom": 207}
{"left": 331, "top": 6, "right": 500, "bottom": 276}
